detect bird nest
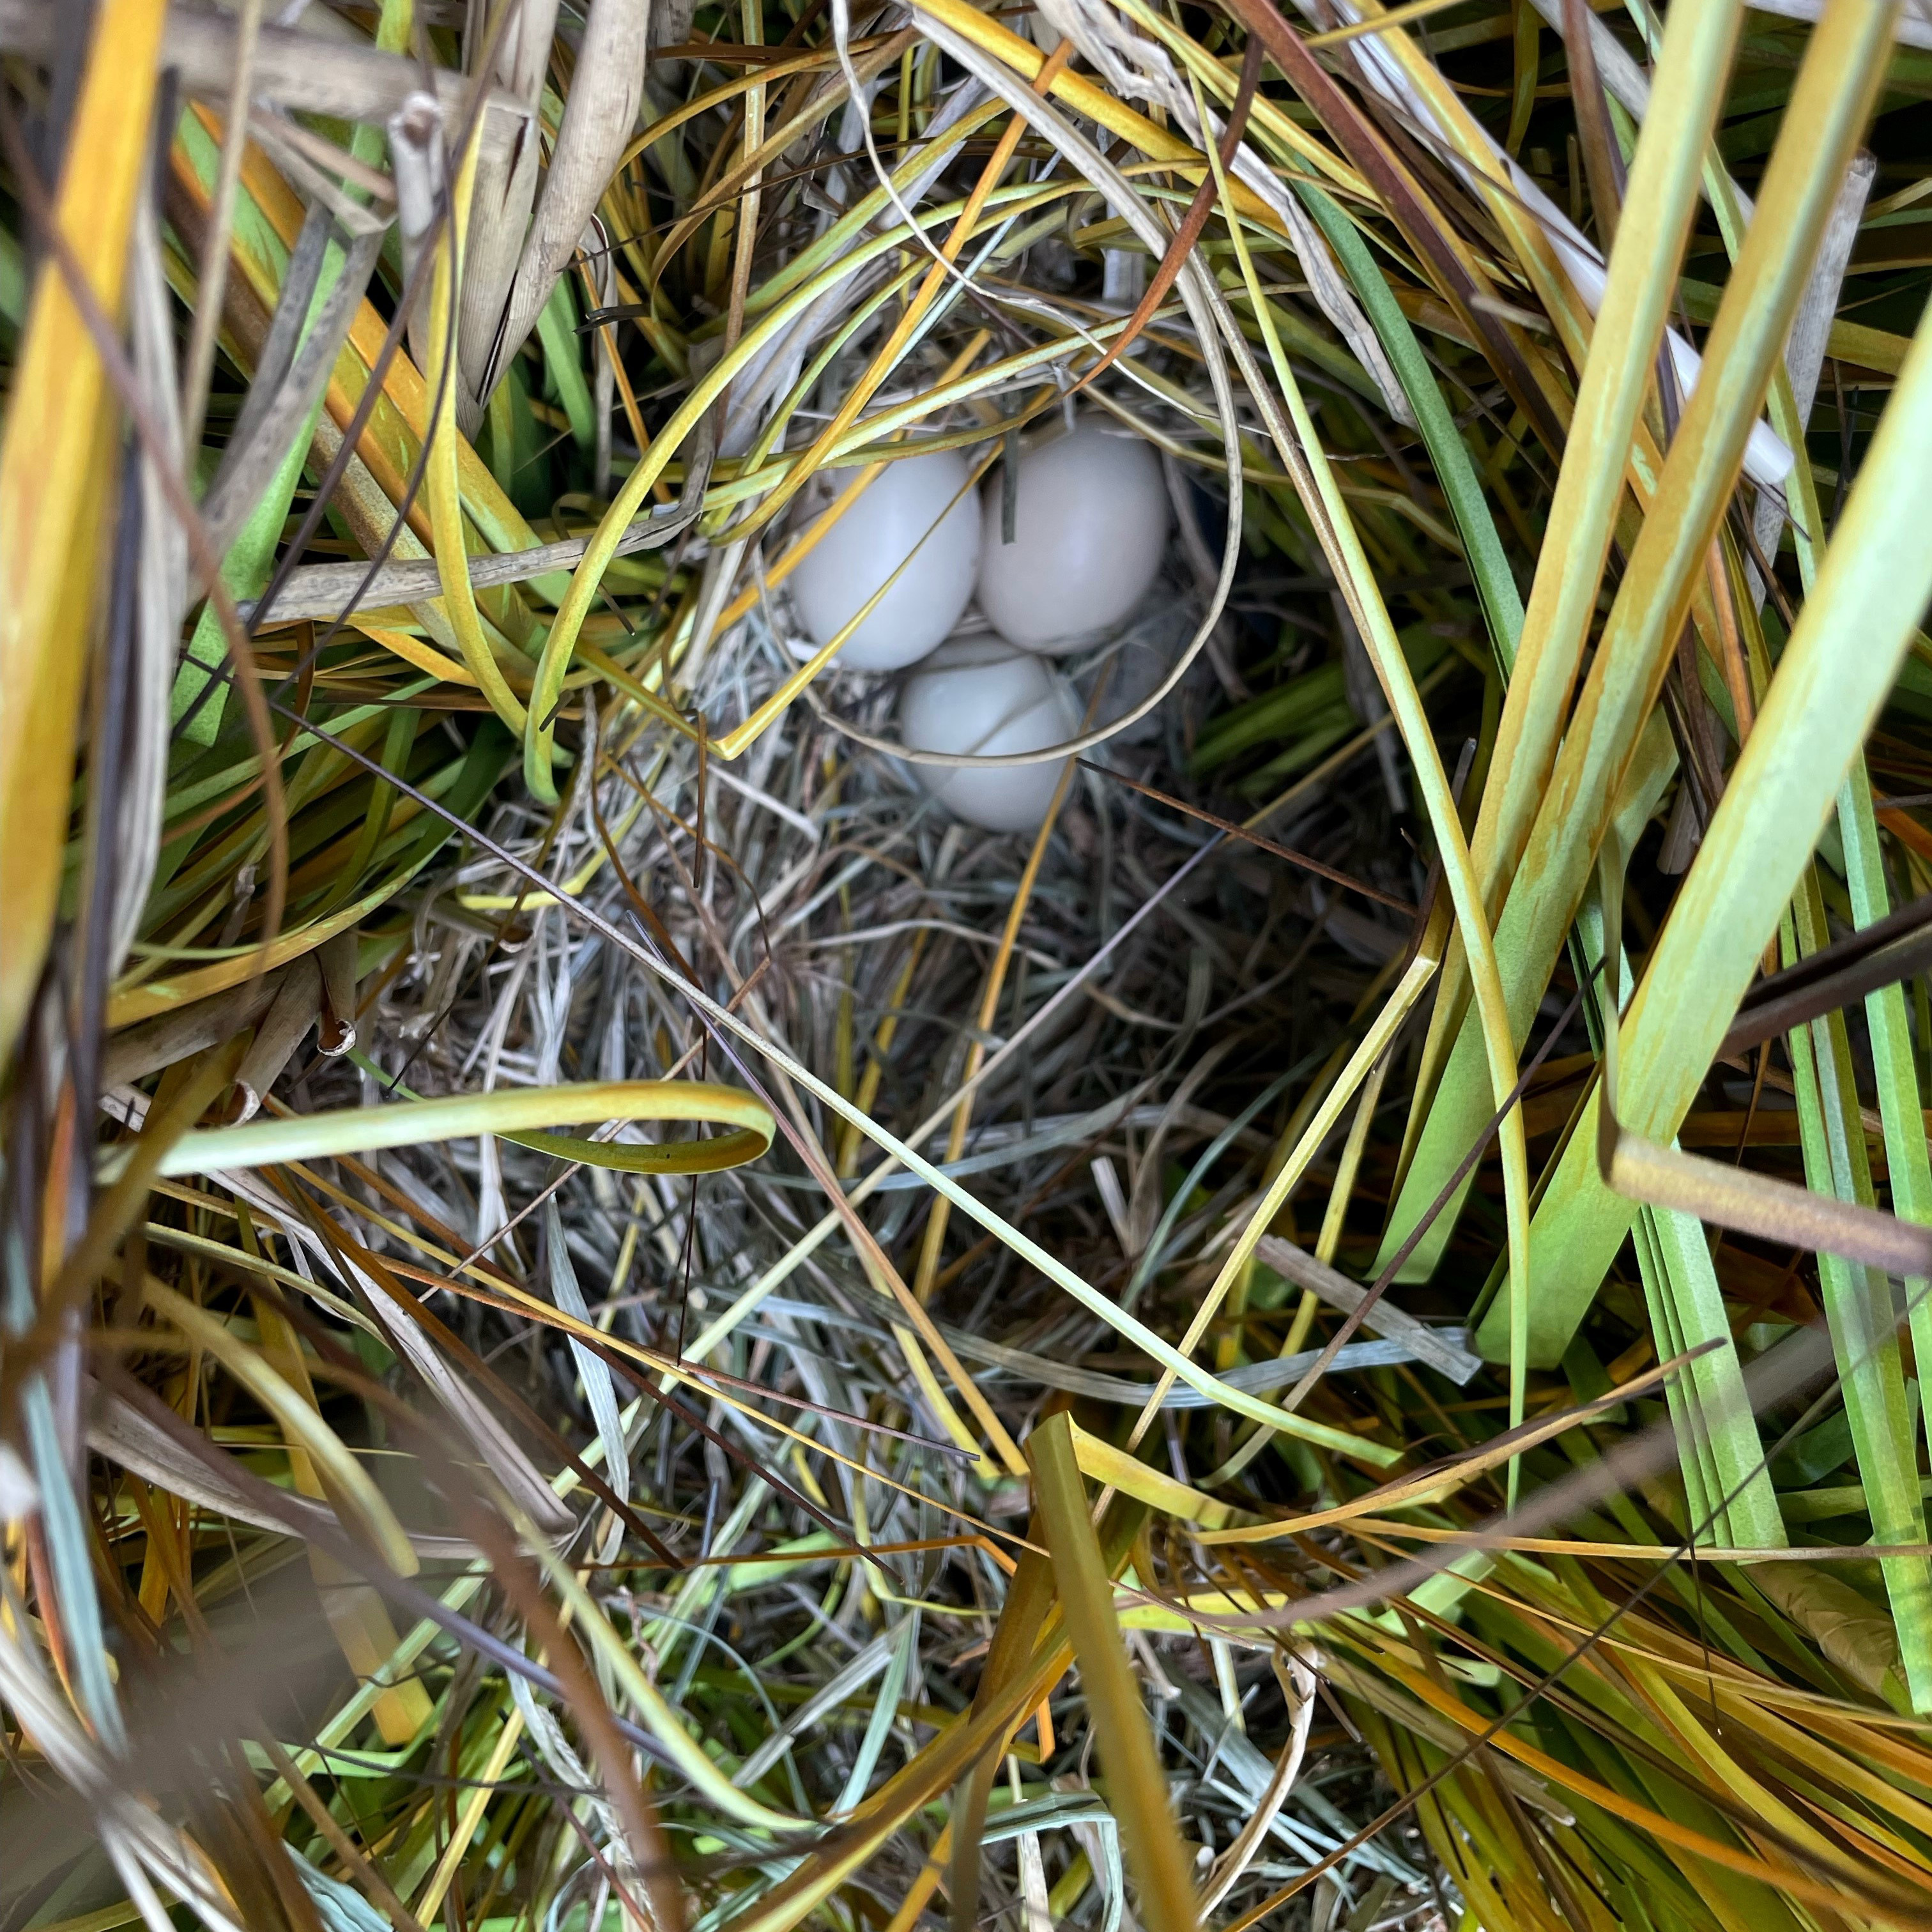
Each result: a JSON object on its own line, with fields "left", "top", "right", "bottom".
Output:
{"left": 5, "top": 5, "right": 1932, "bottom": 1932}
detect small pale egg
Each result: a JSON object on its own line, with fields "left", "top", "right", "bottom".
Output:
{"left": 786, "top": 448, "right": 980, "bottom": 672}
{"left": 898, "top": 637, "right": 1081, "bottom": 833}
{"left": 976, "top": 421, "right": 1171, "bottom": 655}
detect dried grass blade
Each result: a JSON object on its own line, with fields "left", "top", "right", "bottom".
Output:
{"left": 480, "top": 0, "right": 650, "bottom": 419}
{"left": 1601, "top": 1117, "right": 1932, "bottom": 1278}
{"left": 140, "top": 1280, "right": 420, "bottom": 1577}
{"left": 1031, "top": 1416, "right": 1198, "bottom": 1932}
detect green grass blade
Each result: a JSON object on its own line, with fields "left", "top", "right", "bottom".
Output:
{"left": 1417, "top": 0, "right": 1901, "bottom": 1338}
{"left": 535, "top": 271, "right": 597, "bottom": 456}
{"left": 138, "top": 1077, "right": 777, "bottom": 1177}
{"left": 1637, "top": 1204, "right": 1786, "bottom": 1550}
{"left": 1479, "top": 288, "right": 1932, "bottom": 1366}
{"left": 1372, "top": 0, "right": 1741, "bottom": 1275}
{"left": 172, "top": 415, "right": 324, "bottom": 744}
{"left": 1574, "top": 816, "right": 1783, "bottom": 1551}
{"left": 1462, "top": 0, "right": 1741, "bottom": 901}
{"left": 1765, "top": 236, "right": 1932, "bottom": 1524}
{"left": 1839, "top": 768, "right": 1932, "bottom": 1494}
{"left": 834, "top": 1612, "right": 919, "bottom": 1815}
{"left": 1288, "top": 173, "right": 1524, "bottom": 672}
{"left": 1781, "top": 880, "right": 1932, "bottom": 1707}
{"left": 1199, "top": 88, "right": 1537, "bottom": 1458}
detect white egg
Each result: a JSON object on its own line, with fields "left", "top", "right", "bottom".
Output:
{"left": 976, "top": 421, "right": 1171, "bottom": 656}
{"left": 899, "top": 637, "right": 1082, "bottom": 833}
{"left": 786, "top": 448, "right": 980, "bottom": 672}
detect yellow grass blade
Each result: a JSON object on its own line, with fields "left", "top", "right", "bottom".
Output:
{"left": 1031, "top": 1414, "right": 1199, "bottom": 1932}
{"left": 0, "top": 0, "right": 169, "bottom": 1058}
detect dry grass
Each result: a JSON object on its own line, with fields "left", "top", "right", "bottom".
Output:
{"left": 4, "top": 4, "right": 1932, "bottom": 1932}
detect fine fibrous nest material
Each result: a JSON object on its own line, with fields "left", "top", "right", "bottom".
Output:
{"left": 5, "top": 5, "right": 1932, "bottom": 1932}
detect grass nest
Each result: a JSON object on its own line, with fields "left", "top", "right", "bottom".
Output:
{"left": 5, "top": 4, "right": 1932, "bottom": 1932}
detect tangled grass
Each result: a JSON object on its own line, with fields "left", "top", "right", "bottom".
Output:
{"left": 6, "top": 3, "right": 1932, "bottom": 1932}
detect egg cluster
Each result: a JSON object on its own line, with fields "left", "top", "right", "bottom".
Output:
{"left": 786, "top": 420, "right": 1172, "bottom": 830}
